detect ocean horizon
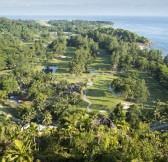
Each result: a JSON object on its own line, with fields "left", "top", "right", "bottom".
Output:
{"left": 2, "top": 15, "right": 168, "bottom": 57}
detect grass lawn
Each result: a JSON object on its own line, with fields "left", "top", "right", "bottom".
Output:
{"left": 139, "top": 72, "right": 168, "bottom": 109}
{"left": 33, "top": 47, "right": 75, "bottom": 74}
{"left": 78, "top": 49, "right": 131, "bottom": 112}
{"left": 50, "top": 48, "right": 75, "bottom": 74}
{"left": 33, "top": 47, "right": 168, "bottom": 113}
{"left": 42, "top": 48, "right": 130, "bottom": 112}
{"left": 90, "top": 49, "right": 112, "bottom": 71}
{"left": 54, "top": 48, "right": 126, "bottom": 111}
{"left": 86, "top": 74, "right": 125, "bottom": 111}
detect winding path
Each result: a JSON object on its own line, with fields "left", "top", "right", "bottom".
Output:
{"left": 150, "top": 123, "right": 168, "bottom": 130}
{"left": 83, "top": 89, "right": 92, "bottom": 112}
{"left": 0, "top": 107, "right": 21, "bottom": 123}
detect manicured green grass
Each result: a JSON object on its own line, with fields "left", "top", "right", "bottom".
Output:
{"left": 44, "top": 47, "right": 75, "bottom": 74}
{"left": 77, "top": 49, "right": 129, "bottom": 112}
{"left": 33, "top": 47, "right": 168, "bottom": 112}
{"left": 38, "top": 48, "right": 133, "bottom": 112}
{"left": 86, "top": 74, "right": 125, "bottom": 111}
{"left": 33, "top": 48, "right": 74, "bottom": 73}
{"left": 138, "top": 72, "right": 168, "bottom": 109}
{"left": 90, "top": 49, "right": 112, "bottom": 71}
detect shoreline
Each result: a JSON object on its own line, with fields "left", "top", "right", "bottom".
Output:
{"left": 1, "top": 16, "right": 167, "bottom": 56}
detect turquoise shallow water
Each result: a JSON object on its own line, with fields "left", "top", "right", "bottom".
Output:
{"left": 4, "top": 16, "right": 168, "bottom": 56}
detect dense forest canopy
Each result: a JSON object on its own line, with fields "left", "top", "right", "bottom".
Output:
{"left": 48, "top": 20, "right": 114, "bottom": 33}
{"left": 0, "top": 17, "right": 168, "bottom": 162}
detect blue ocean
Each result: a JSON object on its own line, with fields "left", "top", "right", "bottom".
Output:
{"left": 4, "top": 16, "right": 168, "bottom": 57}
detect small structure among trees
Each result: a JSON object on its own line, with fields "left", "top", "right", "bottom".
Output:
{"left": 93, "top": 115, "right": 116, "bottom": 128}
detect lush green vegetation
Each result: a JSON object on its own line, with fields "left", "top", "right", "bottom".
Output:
{"left": 0, "top": 17, "right": 168, "bottom": 162}
{"left": 48, "top": 20, "right": 113, "bottom": 33}
{"left": 111, "top": 75, "right": 150, "bottom": 103}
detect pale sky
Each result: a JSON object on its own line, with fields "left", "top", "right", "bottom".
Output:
{"left": 0, "top": 0, "right": 168, "bottom": 16}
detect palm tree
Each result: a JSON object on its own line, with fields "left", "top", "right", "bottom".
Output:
{"left": 42, "top": 111, "right": 52, "bottom": 126}
{"left": 2, "top": 139, "right": 33, "bottom": 162}
{"left": 70, "top": 92, "right": 79, "bottom": 105}
{"left": 28, "top": 122, "right": 38, "bottom": 150}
